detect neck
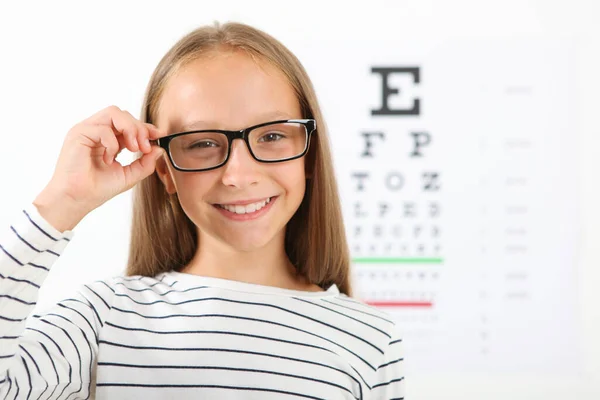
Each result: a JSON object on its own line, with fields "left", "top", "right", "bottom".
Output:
{"left": 181, "top": 229, "right": 314, "bottom": 290}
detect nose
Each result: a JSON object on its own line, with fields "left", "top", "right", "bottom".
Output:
{"left": 220, "top": 139, "right": 261, "bottom": 188}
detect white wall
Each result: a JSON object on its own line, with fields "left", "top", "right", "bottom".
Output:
{"left": 0, "top": 1, "right": 598, "bottom": 398}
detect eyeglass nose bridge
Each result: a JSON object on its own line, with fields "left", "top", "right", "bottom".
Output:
{"left": 229, "top": 129, "right": 247, "bottom": 141}
{"left": 224, "top": 128, "right": 256, "bottom": 162}
{"left": 226, "top": 128, "right": 252, "bottom": 150}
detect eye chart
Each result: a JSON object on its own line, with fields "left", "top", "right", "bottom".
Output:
{"left": 301, "top": 38, "right": 580, "bottom": 373}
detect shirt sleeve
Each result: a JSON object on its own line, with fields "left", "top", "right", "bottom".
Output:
{"left": 0, "top": 205, "right": 115, "bottom": 399}
{"left": 370, "top": 324, "right": 405, "bottom": 399}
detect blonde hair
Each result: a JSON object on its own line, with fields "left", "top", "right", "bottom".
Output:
{"left": 126, "top": 22, "right": 352, "bottom": 295}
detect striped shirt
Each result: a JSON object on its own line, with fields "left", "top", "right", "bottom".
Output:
{"left": 0, "top": 206, "right": 405, "bottom": 399}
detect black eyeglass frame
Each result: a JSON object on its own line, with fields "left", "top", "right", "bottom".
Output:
{"left": 154, "top": 119, "right": 317, "bottom": 172}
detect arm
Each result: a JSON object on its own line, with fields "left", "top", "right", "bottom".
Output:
{"left": 0, "top": 106, "right": 164, "bottom": 399}
{"left": 370, "top": 325, "right": 405, "bottom": 399}
{"left": 0, "top": 206, "right": 114, "bottom": 399}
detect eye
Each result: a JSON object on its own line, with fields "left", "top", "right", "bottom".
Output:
{"left": 187, "top": 140, "right": 219, "bottom": 149}
{"left": 258, "top": 132, "right": 285, "bottom": 142}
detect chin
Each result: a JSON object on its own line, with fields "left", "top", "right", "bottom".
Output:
{"left": 216, "top": 228, "right": 280, "bottom": 253}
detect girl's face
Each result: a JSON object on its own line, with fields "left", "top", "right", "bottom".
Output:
{"left": 155, "top": 50, "right": 306, "bottom": 253}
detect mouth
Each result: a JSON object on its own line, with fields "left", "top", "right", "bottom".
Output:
{"left": 214, "top": 196, "right": 276, "bottom": 215}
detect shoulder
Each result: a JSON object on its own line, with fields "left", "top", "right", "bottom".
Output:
{"left": 82, "top": 272, "right": 174, "bottom": 300}
{"left": 327, "top": 293, "right": 397, "bottom": 328}
{"left": 322, "top": 293, "right": 403, "bottom": 348}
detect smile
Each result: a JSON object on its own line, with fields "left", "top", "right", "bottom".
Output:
{"left": 216, "top": 197, "right": 273, "bottom": 215}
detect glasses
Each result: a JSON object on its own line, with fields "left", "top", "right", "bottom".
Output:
{"left": 155, "top": 119, "right": 316, "bottom": 172}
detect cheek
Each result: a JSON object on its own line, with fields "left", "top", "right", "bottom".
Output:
{"left": 172, "top": 172, "right": 218, "bottom": 204}
{"left": 275, "top": 162, "right": 306, "bottom": 197}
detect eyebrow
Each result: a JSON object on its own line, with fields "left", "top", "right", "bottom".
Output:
{"left": 177, "top": 111, "right": 297, "bottom": 132}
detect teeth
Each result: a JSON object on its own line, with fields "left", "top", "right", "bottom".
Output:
{"left": 220, "top": 197, "right": 271, "bottom": 214}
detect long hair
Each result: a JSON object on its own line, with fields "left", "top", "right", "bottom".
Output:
{"left": 126, "top": 22, "right": 352, "bottom": 296}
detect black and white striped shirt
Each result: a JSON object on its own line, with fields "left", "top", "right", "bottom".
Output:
{"left": 0, "top": 206, "right": 405, "bottom": 399}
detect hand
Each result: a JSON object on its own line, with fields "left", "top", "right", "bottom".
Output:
{"left": 34, "top": 105, "right": 166, "bottom": 231}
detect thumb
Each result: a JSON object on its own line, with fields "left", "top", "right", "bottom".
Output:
{"left": 123, "top": 147, "right": 164, "bottom": 187}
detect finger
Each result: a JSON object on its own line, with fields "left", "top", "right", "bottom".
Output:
{"left": 78, "top": 125, "right": 120, "bottom": 165}
{"left": 82, "top": 105, "right": 123, "bottom": 125}
{"left": 144, "top": 123, "right": 168, "bottom": 140}
{"left": 114, "top": 126, "right": 148, "bottom": 156}
{"left": 110, "top": 111, "right": 141, "bottom": 152}
{"left": 122, "top": 110, "right": 153, "bottom": 154}
{"left": 83, "top": 106, "right": 164, "bottom": 153}
{"left": 85, "top": 106, "right": 140, "bottom": 152}
{"left": 99, "top": 129, "right": 121, "bottom": 165}
{"left": 116, "top": 134, "right": 128, "bottom": 154}
{"left": 109, "top": 119, "right": 153, "bottom": 154}
{"left": 86, "top": 106, "right": 163, "bottom": 138}
{"left": 122, "top": 147, "right": 164, "bottom": 187}
{"left": 137, "top": 124, "right": 152, "bottom": 153}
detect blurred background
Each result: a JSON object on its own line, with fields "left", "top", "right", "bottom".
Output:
{"left": 0, "top": 1, "right": 598, "bottom": 398}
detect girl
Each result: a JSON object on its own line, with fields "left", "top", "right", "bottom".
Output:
{"left": 0, "top": 22, "right": 404, "bottom": 399}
